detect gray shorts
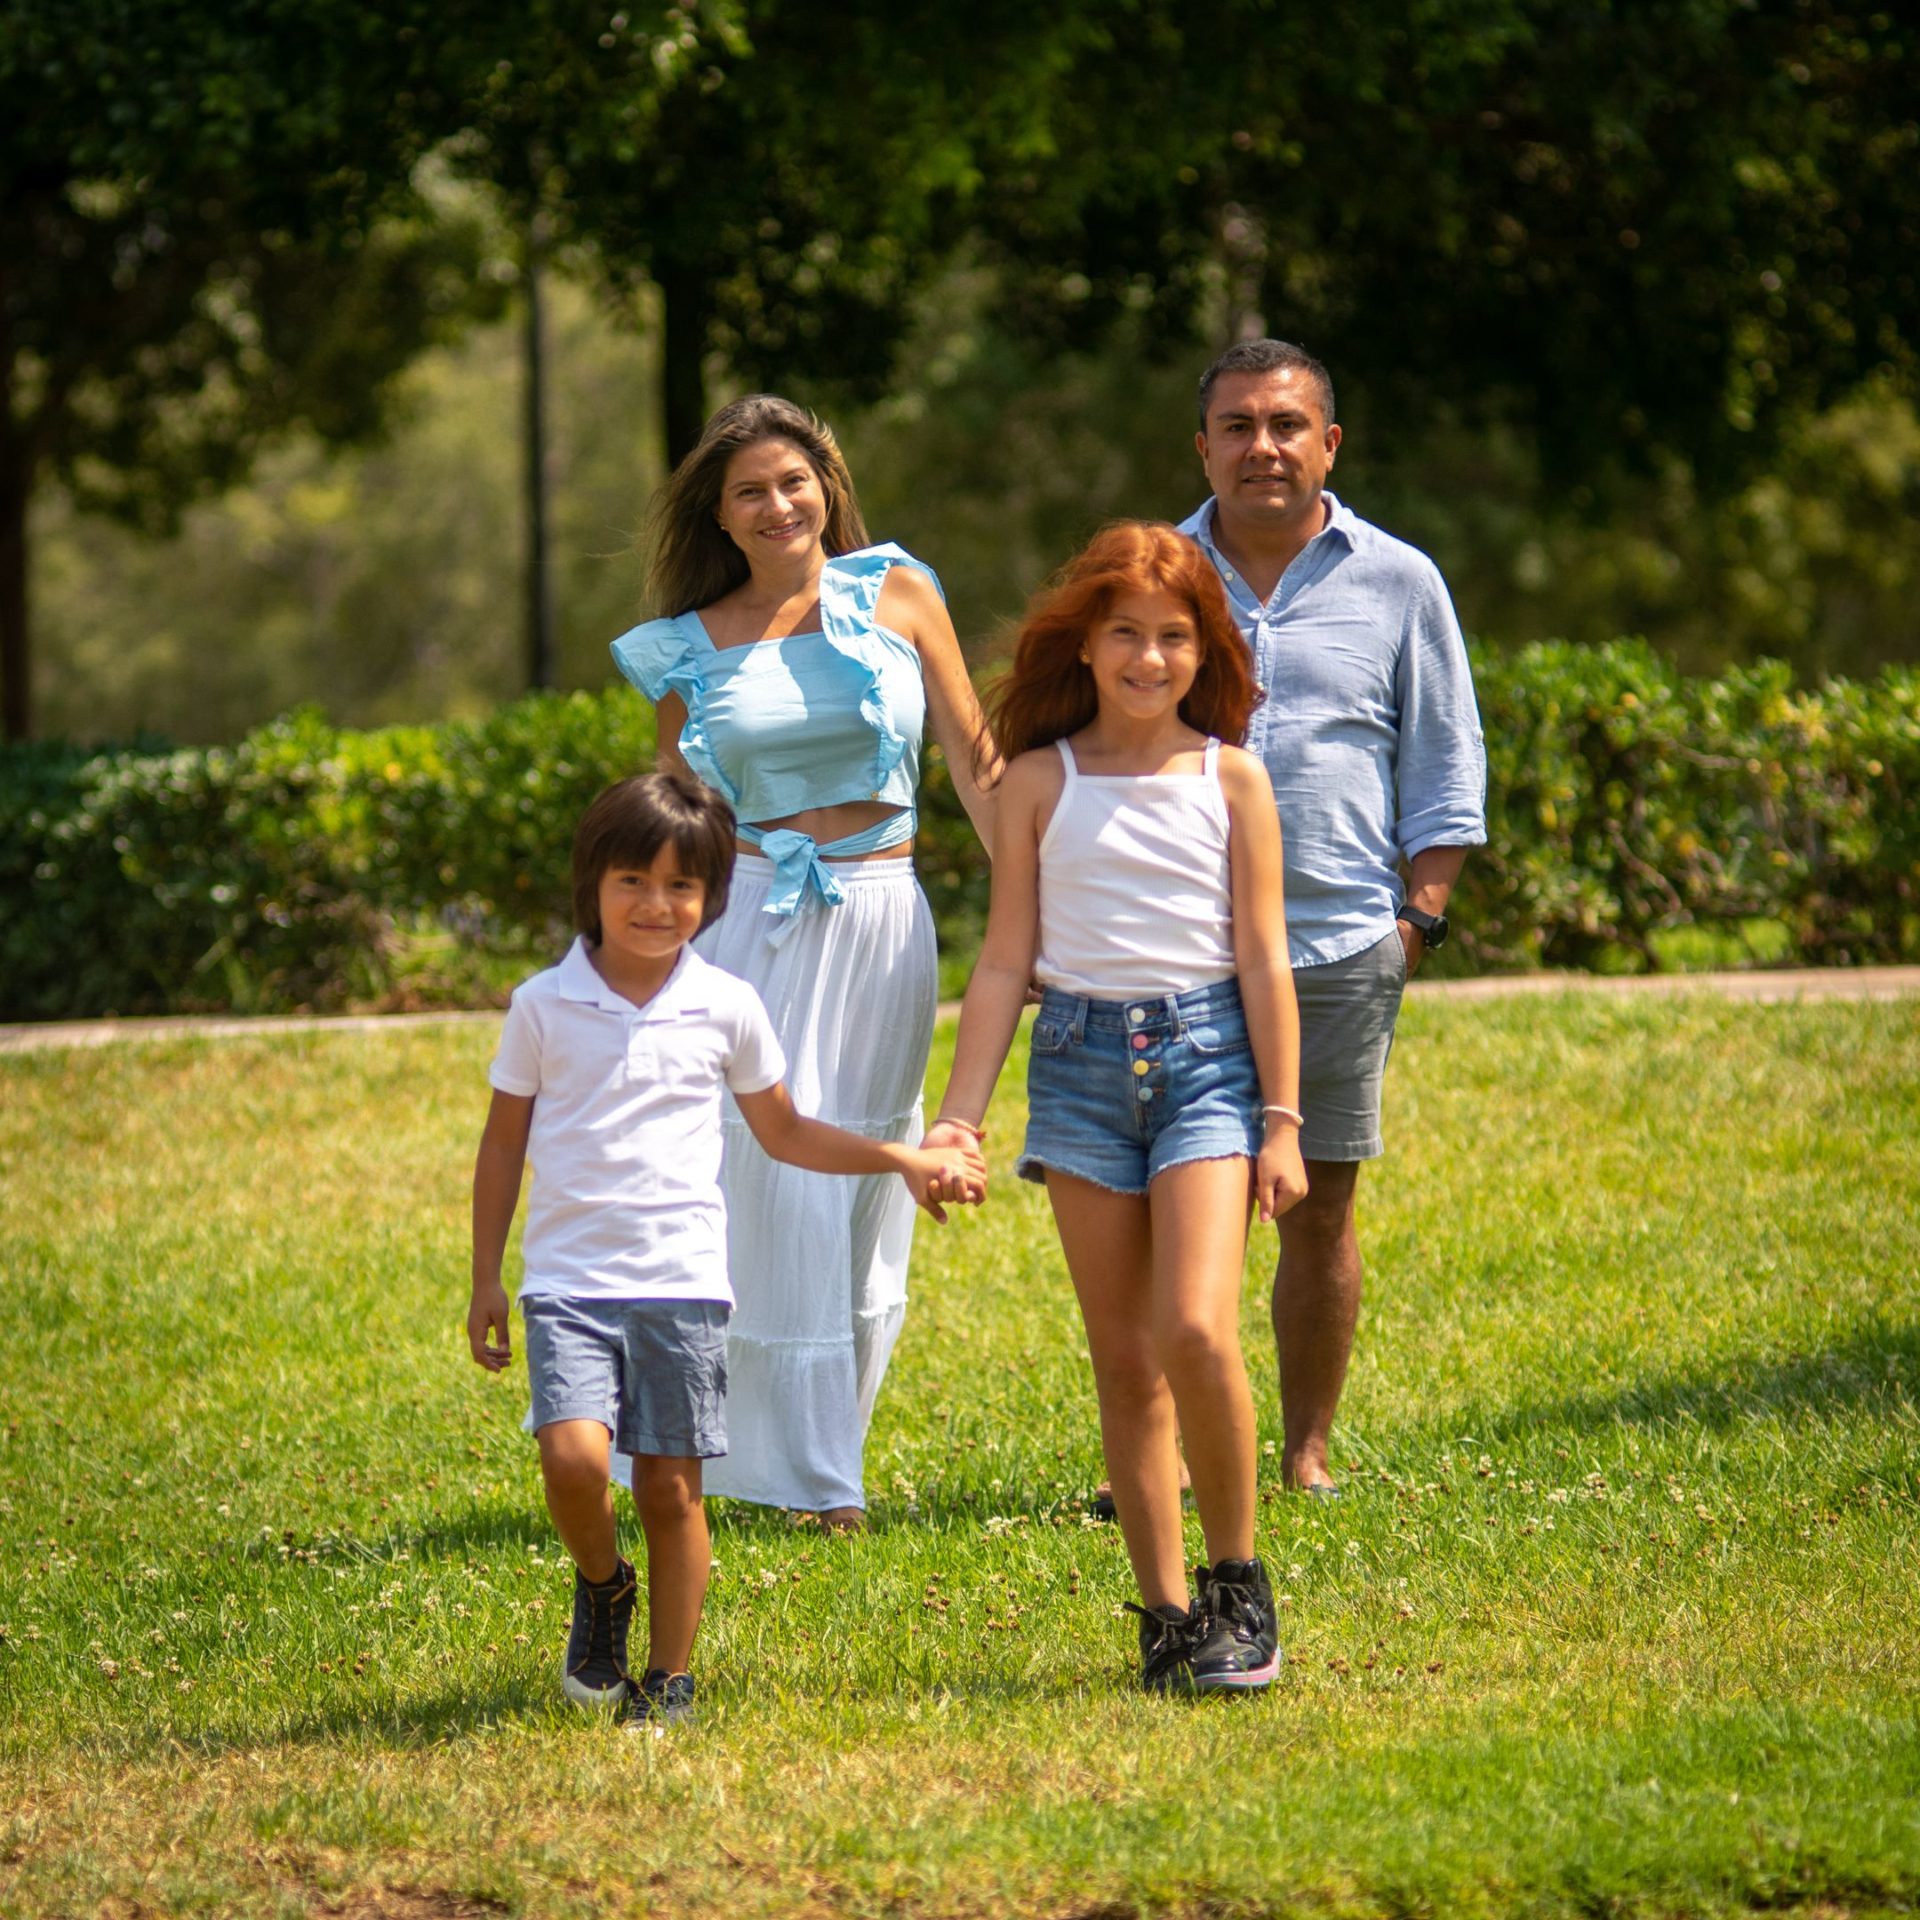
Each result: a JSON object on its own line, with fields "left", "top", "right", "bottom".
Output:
{"left": 521, "top": 1294, "right": 729, "bottom": 1459}
{"left": 1294, "top": 926, "right": 1409, "bottom": 1162}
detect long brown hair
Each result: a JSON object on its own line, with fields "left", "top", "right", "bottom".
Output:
{"left": 645, "top": 395, "right": 871, "bottom": 616}
{"left": 985, "top": 521, "right": 1259, "bottom": 768}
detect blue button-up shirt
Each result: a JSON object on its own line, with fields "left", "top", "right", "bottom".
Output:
{"left": 1179, "top": 493, "right": 1487, "bottom": 968}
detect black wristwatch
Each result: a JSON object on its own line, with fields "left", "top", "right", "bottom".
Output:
{"left": 1399, "top": 904, "right": 1449, "bottom": 950}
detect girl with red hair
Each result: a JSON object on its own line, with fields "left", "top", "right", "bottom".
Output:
{"left": 924, "top": 520, "right": 1308, "bottom": 1693}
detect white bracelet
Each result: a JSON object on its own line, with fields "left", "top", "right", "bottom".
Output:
{"left": 1263, "top": 1103, "right": 1305, "bottom": 1128}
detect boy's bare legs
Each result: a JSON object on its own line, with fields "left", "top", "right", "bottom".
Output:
{"left": 1046, "top": 1173, "right": 1188, "bottom": 1610}
{"left": 632, "top": 1454, "right": 708, "bottom": 1675}
{"left": 1272, "top": 1159, "right": 1361, "bottom": 1491}
{"left": 1147, "top": 1156, "right": 1258, "bottom": 1567}
{"left": 537, "top": 1419, "right": 621, "bottom": 1581}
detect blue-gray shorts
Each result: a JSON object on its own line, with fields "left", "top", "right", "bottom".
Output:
{"left": 521, "top": 1295, "right": 729, "bottom": 1460}
{"left": 1016, "top": 979, "right": 1263, "bottom": 1196}
{"left": 1294, "top": 926, "right": 1409, "bottom": 1162}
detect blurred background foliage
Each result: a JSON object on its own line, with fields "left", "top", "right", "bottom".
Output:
{"left": 7, "top": 0, "right": 1918, "bottom": 744}
{"left": 28, "top": 266, "right": 1920, "bottom": 745}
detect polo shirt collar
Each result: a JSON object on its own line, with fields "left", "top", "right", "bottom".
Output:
{"left": 555, "top": 938, "right": 711, "bottom": 1019}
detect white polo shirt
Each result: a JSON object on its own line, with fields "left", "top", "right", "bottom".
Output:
{"left": 489, "top": 939, "right": 785, "bottom": 1305}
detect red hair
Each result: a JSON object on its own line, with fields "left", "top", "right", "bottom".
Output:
{"left": 985, "top": 521, "right": 1259, "bottom": 767}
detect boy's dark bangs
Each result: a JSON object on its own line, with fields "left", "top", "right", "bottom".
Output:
{"left": 592, "top": 813, "right": 673, "bottom": 879}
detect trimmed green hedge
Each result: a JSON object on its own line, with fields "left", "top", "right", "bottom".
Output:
{"left": 4, "top": 643, "right": 1917, "bottom": 1020}
{"left": 2, "top": 696, "right": 655, "bottom": 1019}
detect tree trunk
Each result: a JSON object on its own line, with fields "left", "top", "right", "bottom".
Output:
{"left": 657, "top": 263, "right": 710, "bottom": 469}
{"left": 522, "top": 217, "right": 554, "bottom": 693}
{"left": 0, "top": 345, "right": 31, "bottom": 743}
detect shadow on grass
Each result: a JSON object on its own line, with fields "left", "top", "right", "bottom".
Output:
{"left": 1403, "top": 1315, "right": 1919, "bottom": 1458}
{"left": 255, "top": 1488, "right": 1102, "bottom": 1568}
{"left": 117, "top": 1660, "right": 1093, "bottom": 1764}
{"left": 162, "top": 1676, "right": 571, "bottom": 1758}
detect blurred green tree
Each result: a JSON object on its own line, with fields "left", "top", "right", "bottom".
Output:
{"left": 0, "top": 0, "right": 734, "bottom": 738}
{"left": 965, "top": 0, "right": 1918, "bottom": 498}
{"left": 456, "top": 3, "right": 1102, "bottom": 468}
{"left": 0, "top": 3, "right": 488, "bottom": 737}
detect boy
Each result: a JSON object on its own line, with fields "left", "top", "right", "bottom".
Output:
{"left": 467, "top": 772, "right": 983, "bottom": 1727}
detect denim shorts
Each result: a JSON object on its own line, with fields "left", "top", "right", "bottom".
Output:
{"left": 521, "top": 1294, "right": 729, "bottom": 1459}
{"left": 1016, "top": 978, "right": 1264, "bottom": 1195}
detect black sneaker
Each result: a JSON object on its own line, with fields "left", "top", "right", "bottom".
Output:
{"left": 1190, "top": 1557, "right": 1280, "bottom": 1692}
{"left": 562, "top": 1558, "right": 635, "bottom": 1708}
{"left": 1122, "top": 1599, "right": 1201, "bottom": 1693}
{"left": 623, "top": 1667, "right": 697, "bottom": 1729}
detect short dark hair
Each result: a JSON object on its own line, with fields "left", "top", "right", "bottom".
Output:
{"left": 570, "top": 771, "right": 737, "bottom": 940}
{"left": 1196, "top": 339, "right": 1336, "bottom": 431}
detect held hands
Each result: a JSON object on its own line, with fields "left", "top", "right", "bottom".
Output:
{"left": 1255, "top": 1123, "right": 1310, "bottom": 1224}
{"left": 467, "top": 1276, "right": 513, "bottom": 1371}
{"left": 902, "top": 1126, "right": 989, "bottom": 1224}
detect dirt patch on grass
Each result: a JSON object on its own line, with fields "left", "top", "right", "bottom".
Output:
{"left": 308, "top": 1888, "right": 507, "bottom": 1919}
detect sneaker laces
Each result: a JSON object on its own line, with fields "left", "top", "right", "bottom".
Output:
{"left": 1202, "top": 1566, "right": 1265, "bottom": 1644}
{"left": 1123, "top": 1600, "right": 1198, "bottom": 1666}
{"left": 574, "top": 1568, "right": 632, "bottom": 1677}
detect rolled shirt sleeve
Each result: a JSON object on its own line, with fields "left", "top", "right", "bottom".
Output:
{"left": 1393, "top": 565, "right": 1488, "bottom": 861}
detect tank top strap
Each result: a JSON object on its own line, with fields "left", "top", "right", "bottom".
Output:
{"left": 1055, "top": 737, "right": 1080, "bottom": 789}
{"left": 1203, "top": 736, "right": 1221, "bottom": 780}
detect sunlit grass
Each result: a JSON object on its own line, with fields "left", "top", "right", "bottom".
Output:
{"left": 2, "top": 994, "right": 1917, "bottom": 1917}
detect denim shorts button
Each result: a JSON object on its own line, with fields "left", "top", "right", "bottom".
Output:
{"left": 1128, "top": 1008, "right": 1144, "bottom": 1025}
{"left": 1132, "top": 1059, "right": 1150, "bottom": 1076}
{"left": 1137, "top": 1086, "right": 1153, "bottom": 1102}
{"left": 1131, "top": 1034, "right": 1149, "bottom": 1050}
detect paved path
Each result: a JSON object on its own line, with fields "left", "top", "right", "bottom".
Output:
{"left": 3, "top": 967, "right": 1915, "bottom": 1056}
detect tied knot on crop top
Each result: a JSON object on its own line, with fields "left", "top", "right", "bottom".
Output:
{"left": 611, "top": 544, "right": 935, "bottom": 940}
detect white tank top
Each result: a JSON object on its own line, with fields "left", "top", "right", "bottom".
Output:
{"left": 1034, "top": 737, "right": 1236, "bottom": 999}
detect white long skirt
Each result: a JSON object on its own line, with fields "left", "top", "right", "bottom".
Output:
{"left": 697, "top": 851, "right": 936, "bottom": 1512}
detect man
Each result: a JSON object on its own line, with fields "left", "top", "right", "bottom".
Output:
{"left": 1178, "top": 338, "right": 1486, "bottom": 1495}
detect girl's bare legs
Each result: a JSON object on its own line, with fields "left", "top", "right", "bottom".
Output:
{"left": 1046, "top": 1172, "right": 1189, "bottom": 1609}
{"left": 1145, "top": 1156, "right": 1259, "bottom": 1567}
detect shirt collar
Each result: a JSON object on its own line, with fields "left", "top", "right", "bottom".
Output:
{"left": 555, "top": 937, "right": 710, "bottom": 1018}
{"left": 1187, "top": 489, "right": 1357, "bottom": 568}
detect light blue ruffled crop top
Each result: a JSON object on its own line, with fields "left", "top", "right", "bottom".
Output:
{"left": 610, "top": 543, "right": 936, "bottom": 927}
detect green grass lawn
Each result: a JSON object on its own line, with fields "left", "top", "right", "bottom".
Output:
{"left": 2, "top": 992, "right": 1917, "bottom": 1918}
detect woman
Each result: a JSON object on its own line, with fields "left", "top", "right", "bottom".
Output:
{"left": 611, "top": 395, "right": 998, "bottom": 1526}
